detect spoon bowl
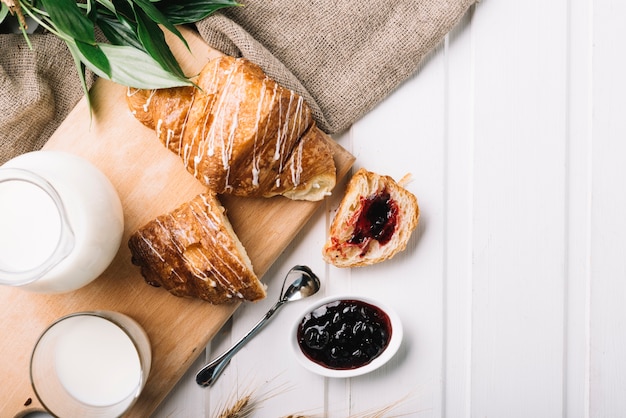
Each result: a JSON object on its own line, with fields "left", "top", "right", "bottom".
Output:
{"left": 279, "top": 265, "right": 320, "bottom": 302}
{"left": 195, "top": 265, "right": 321, "bottom": 387}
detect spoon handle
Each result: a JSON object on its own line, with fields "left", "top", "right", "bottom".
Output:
{"left": 196, "top": 299, "right": 286, "bottom": 387}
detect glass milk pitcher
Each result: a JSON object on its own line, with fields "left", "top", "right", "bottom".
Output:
{"left": 0, "top": 150, "right": 124, "bottom": 293}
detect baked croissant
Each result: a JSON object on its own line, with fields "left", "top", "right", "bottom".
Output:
{"left": 322, "top": 168, "right": 419, "bottom": 267}
{"left": 128, "top": 193, "right": 266, "bottom": 304}
{"left": 127, "top": 56, "right": 336, "bottom": 201}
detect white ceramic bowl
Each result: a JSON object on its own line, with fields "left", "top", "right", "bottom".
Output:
{"left": 290, "top": 295, "right": 403, "bottom": 378}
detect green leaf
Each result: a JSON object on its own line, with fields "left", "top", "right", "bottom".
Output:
{"left": 92, "top": 1, "right": 144, "bottom": 50}
{"left": 66, "top": 39, "right": 93, "bottom": 116}
{"left": 131, "top": 0, "right": 188, "bottom": 49}
{"left": 101, "top": 43, "right": 192, "bottom": 88}
{"left": 0, "top": 4, "right": 9, "bottom": 24}
{"left": 68, "top": 40, "right": 192, "bottom": 89}
{"left": 102, "top": 2, "right": 140, "bottom": 34}
{"left": 133, "top": 6, "right": 186, "bottom": 78}
{"left": 96, "top": 0, "right": 117, "bottom": 13}
{"left": 41, "top": 0, "right": 96, "bottom": 44}
{"left": 109, "top": 0, "right": 136, "bottom": 24}
{"left": 85, "top": 0, "right": 97, "bottom": 23}
{"left": 96, "top": 15, "right": 143, "bottom": 49}
{"left": 75, "top": 40, "right": 112, "bottom": 77}
{"left": 155, "top": 0, "right": 241, "bottom": 25}
{"left": 110, "top": 0, "right": 132, "bottom": 14}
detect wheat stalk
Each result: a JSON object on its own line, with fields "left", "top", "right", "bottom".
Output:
{"left": 217, "top": 393, "right": 254, "bottom": 418}
{"left": 217, "top": 379, "right": 414, "bottom": 418}
{"left": 215, "top": 376, "right": 293, "bottom": 418}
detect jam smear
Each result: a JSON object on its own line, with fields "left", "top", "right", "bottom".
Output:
{"left": 349, "top": 191, "right": 398, "bottom": 246}
{"left": 297, "top": 299, "right": 392, "bottom": 370}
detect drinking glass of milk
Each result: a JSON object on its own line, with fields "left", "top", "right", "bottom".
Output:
{"left": 0, "top": 150, "right": 124, "bottom": 293}
{"left": 30, "top": 311, "right": 152, "bottom": 417}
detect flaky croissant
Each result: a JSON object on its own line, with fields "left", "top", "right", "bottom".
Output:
{"left": 127, "top": 56, "right": 336, "bottom": 201}
{"left": 128, "top": 193, "right": 266, "bottom": 304}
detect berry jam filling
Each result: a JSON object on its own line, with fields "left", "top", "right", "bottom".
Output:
{"left": 297, "top": 299, "right": 392, "bottom": 370}
{"left": 348, "top": 191, "right": 398, "bottom": 247}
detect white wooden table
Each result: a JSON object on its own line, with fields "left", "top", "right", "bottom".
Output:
{"left": 152, "top": 0, "right": 626, "bottom": 416}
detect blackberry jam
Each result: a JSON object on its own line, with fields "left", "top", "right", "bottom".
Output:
{"left": 348, "top": 191, "right": 399, "bottom": 248}
{"left": 297, "top": 299, "right": 392, "bottom": 370}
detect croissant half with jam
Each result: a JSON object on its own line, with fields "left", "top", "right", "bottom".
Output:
{"left": 322, "top": 168, "right": 419, "bottom": 267}
{"left": 127, "top": 56, "right": 336, "bottom": 201}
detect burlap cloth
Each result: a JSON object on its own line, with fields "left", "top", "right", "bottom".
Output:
{"left": 0, "top": 0, "right": 476, "bottom": 165}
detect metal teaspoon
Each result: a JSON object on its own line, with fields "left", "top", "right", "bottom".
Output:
{"left": 195, "top": 265, "right": 321, "bottom": 387}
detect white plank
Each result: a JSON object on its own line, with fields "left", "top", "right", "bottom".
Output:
{"left": 470, "top": 0, "right": 569, "bottom": 416}
{"left": 589, "top": 0, "right": 626, "bottom": 415}
{"left": 565, "top": 0, "right": 594, "bottom": 417}
{"left": 444, "top": 6, "right": 476, "bottom": 418}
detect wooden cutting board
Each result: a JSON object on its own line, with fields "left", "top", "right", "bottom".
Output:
{"left": 0, "top": 26, "right": 354, "bottom": 417}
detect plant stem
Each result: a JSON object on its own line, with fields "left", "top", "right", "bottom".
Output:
{"left": 18, "top": 4, "right": 62, "bottom": 37}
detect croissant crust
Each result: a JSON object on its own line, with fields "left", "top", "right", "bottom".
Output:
{"left": 128, "top": 193, "right": 266, "bottom": 304}
{"left": 127, "top": 56, "right": 336, "bottom": 201}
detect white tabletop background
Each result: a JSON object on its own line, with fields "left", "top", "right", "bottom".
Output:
{"left": 151, "top": 0, "right": 626, "bottom": 416}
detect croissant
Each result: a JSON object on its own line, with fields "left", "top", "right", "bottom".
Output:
{"left": 322, "top": 168, "right": 419, "bottom": 267}
{"left": 128, "top": 193, "right": 266, "bottom": 304}
{"left": 127, "top": 56, "right": 336, "bottom": 201}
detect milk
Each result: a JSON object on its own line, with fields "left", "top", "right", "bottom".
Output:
{"left": 0, "top": 151, "right": 124, "bottom": 293}
{"left": 0, "top": 180, "right": 61, "bottom": 271}
{"left": 54, "top": 315, "right": 142, "bottom": 407}
{"left": 31, "top": 311, "right": 152, "bottom": 417}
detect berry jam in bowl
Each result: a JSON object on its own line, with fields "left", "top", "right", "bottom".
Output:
{"left": 290, "top": 295, "right": 403, "bottom": 378}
